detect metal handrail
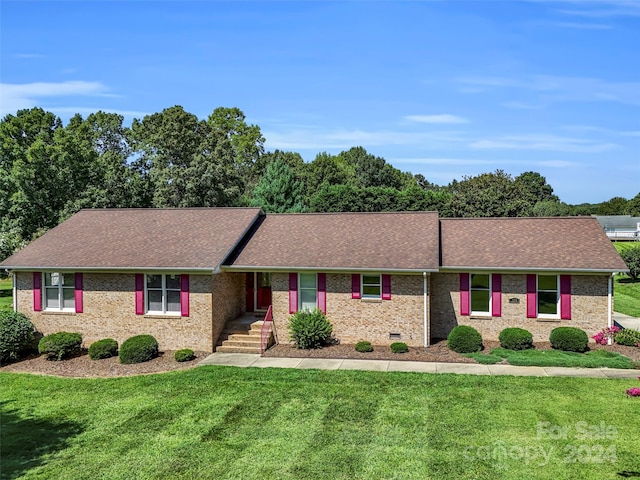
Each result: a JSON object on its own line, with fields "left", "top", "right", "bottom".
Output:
{"left": 260, "top": 305, "right": 274, "bottom": 354}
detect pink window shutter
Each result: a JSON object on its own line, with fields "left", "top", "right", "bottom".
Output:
{"left": 382, "top": 274, "right": 392, "bottom": 300}
{"left": 526, "top": 274, "right": 537, "bottom": 318}
{"left": 33, "top": 272, "right": 42, "bottom": 312}
{"left": 135, "top": 274, "right": 144, "bottom": 315}
{"left": 74, "top": 273, "right": 83, "bottom": 314}
{"left": 491, "top": 274, "right": 501, "bottom": 317}
{"left": 560, "top": 275, "right": 571, "bottom": 320}
{"left": 459, "top": 273, "right": 470, "bottom": 316}
{"left": 180, "top": 274, "right": 190, "bottom": 317}
{"left": 351, "top": 274, "right": 361, "bottom": 299}
{"left": 289, "top": 273, "right": 298, "bottom": 314}
{"left": 317, "top": 273, "right": 327, "bottom": 314}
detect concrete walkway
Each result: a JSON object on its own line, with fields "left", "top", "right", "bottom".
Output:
{"left": 199, "top": 352, "right": 640, "bottom": 379}
{"left": 615, "top": 312, "right": 640, "bottom": 331}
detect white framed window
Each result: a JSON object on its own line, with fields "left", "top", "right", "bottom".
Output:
{"left": 146, "top": 274, "right": 181, "bottom": 314}
{"left": 298, "top": 273, "right": 317, "bottom": 311}
{"left": 43, "top": 272, "right": 75, "bottom": 311}
{"left": 470, "top": 273, "right": 491, "bottom": 315}
{"left": 537, "top": 275, "right": 559, "bottom": 318}
{"left": 362, "top": 274, "right": 381, "bottom": 299}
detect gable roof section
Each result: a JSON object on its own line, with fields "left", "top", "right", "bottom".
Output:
{"left": 0, "top": 208, "right": 263, "bottom": 271}
{"left": 226, "top": 211, "right": 440, "bottom": 272}
{"left": 440, "top": 217, "right": 628, "bottom": 272}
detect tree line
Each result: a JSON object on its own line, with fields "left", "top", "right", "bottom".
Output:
{"left": 1, "top": 105, "right": 639, "bottom": 261}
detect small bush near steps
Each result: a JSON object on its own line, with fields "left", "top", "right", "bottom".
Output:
{"left": 88, "top": 338, "right": 119, "bottom": 360}
{"left": 549, "top": 327, "right": 588, "bottom": 353}
{"left": 119, "top": 334, "right": 159, "bottom": 364}
{"left": 0, "top": 311, "right": 35, "bottom": 365}
{"left": 355, "top": 341, "right": 373, "bottom": 353}
{"left": 498, "top": 327, "right": 533, "bottom": 351}
{"left": 615, "top": 329, "right": 640, "bottom": 347}
{"left": 175, "top": 348, "right": 195, "bottom": 362}
{"left": 288, "top": 309, "right": 333, "bottom": 349}
{"left": 38, "top": 332, "right": 82, "bottom": 361}
{"left": 390, "top": 342, "right": 409, "bottom": 353}
{"left": 447, "top": 325, "right": 483, "bottom": 353}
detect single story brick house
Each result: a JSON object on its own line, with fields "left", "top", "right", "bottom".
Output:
{"left": 0, "top": 208, "right": 628, "bottom": 351}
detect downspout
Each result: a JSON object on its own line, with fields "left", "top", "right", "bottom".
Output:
{"left": 12, "top": 272, "right": 18, "bottom": 312}
{"left": 423, "top": 272, "right": 429, "bottom": 347}
{"left": 607, "top": 273, "right": 613, "bottom": 345}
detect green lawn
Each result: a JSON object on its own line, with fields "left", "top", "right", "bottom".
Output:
{"left": 466, "top": 347, "right": 639, "bottom": 368}
{"left": 0, "top": 277, "right": 12, "bottom": 311}
{"left": 612, "top": 243, "right": 640, "bottom": 317}
{"left": 1, "top": 367, "right": 640, "bottom": 479}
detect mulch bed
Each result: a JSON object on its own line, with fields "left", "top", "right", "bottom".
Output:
{"left": 3, "top": 341, "right": 639, "bottom": 378}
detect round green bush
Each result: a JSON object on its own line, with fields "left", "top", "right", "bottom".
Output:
{"left": 549, "top": 327, "right": 589, "bottom": 353}
{"left": 119, "top": 334, "right": 159, "bottom": 364}
{"left": 355, "top": 341, "right": 373, "bottom": 353}
{"left": 390, "top": 342, "right": 409, "bottom": 353}
{"left": 0, "top": 311, "right": 35, "bottom": 365}
{"left": 447, "top": 325, "right": 483, "bottom": 353}
{"left": 88, "top": 338, "right": 118, "bottom": 360}
{"left": 288, "top": 309, "right": 333, "bottom": 349}
{"left": 38, "top": 332, "right": 82, "bottom": 361}
{"left": 614, "top": 328, "right": 640, "bottom": 347}
{"left": 498, "top": 327, "right": 534, "bottom": 351}
{"left": 174, "top": 348, "right": 195, "bottom": 362}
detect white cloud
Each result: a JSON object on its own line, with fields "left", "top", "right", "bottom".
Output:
{"left": 470, "top": 134, "right": 618, "bottom": 153}
{"left": 405, "top": 114, "right": 469, "bottom": 124}
{"left": 49, "top": 107, "right": 151, "bottom": 119}
{"left": 14, "top": 53, "right": 44, "bottom": 59}
{"left": 550, "top": 21, "right": 612, "bottom": 29}
{"left": 502, "top": 101, "right": 547, "bottom": 109}
{"left": 0, "top": 81, "right": 110, "bottom": 115}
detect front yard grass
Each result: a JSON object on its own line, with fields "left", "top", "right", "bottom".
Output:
{"left": 466, "top": 348, "right": 639, "bottom": 369}
{"left": 614, "top": 275, "right": 640, "bottom": 317}
{"left": 0, "top": 276, "right": 12, "bottom": 311}
{"left": 2, "top": 366, "right": 640, "bottom": 479}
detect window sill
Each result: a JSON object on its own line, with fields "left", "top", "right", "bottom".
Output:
{"left": 469, "top": 315, "right": 492, "bottom": 320}
{"left": 144, "top": 314, "right": 183, "bottom": 319}
{"left": 361, "top": 298, "right": 382, "bottom": 303}
{"left": 536, "top": 318, "right": 561, "bottom": 323}
{"left": 42, "top": 310, "right": 76, "bottom": 316}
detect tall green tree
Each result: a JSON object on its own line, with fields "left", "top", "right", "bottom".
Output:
{"left": 251, "top": 159, "right": 305, "bottom": 213}
{"left": 597, "top": 197, "right": 629, "bottom": 216}
{"left": 338, "top": 146, "right": 406, "bottom": 189}
{"left": 303, "top": 152, "right": 355, "bottom": 195}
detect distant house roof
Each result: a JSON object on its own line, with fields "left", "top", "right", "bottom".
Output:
{"left": 440, "top": 217, "right": 627, "bottom": 272}
{"left": 226, "top": 211, "right": 441, "bottom": 272}
{"left": 0, "top": 208, "right": 263, "bottom": 272}
{"left": 595, "top": 215, "right": 640, "bottom": 230}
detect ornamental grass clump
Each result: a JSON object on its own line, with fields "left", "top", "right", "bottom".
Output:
{"left": 355, "top": 341, "right": 373, "bottom": 353}
{"left": 549, "top": 327, "right": 588, "bottom": 353}
{"left": 38, "top": 332, "right": 82, "bottom": 361}
{"left": 498, "top": 327, "right": 534, "bottom": 351}
{"left": 288, "top": 309, "right": 333, "bottom": 349}
{"left": 88, "top": 338, "right": 118, "bottom": 360}
{"left": 615, "top": 328, "right": 640, "bottom": 347}
{"left": 447, "top": 325, "right": 483, "bottom": 353}
{"left": 119, "top": 334, "right": 159, "bottom": 364}
{"left": 174, "top": 348, "right": 195, "bottom": 362}
{"left": 0, "top": 311, "right": 35, "bottom": 365}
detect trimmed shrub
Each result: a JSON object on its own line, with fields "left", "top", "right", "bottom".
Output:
{"left": 288, "top": 309, "right": 333, "bottom": 349}
{"left": 88, "top": 338, "right": 118, "bottom": 360}
{"left": 175, "top": 348, "right": 195, "bottom": 362}
{"left": 0, "top": 311, "right": 35, "bottom": 365}
{"left": 390, "top": 342, "right": 409, "bottom": 353}
{"left": 119, "top": 335, "right": 159, "bottom": 364}
{"left": 614, "top": 328, "right": 640, "bottom": 347}
{"left": 355, "top": 341, "right": 373, "bottom": 353}
{"left": 38, "top": 332, "right": 82, "bottom": 361}
{"left": 620, "top": 246, "right": 640, "bottom": 281}
{"left": 498, "top": 327, "right": 534, "bottom": 351}
{"left": 447, "top": 325, "right": 483, "bottom": 353}
{"left": 549, "top": 327, "right": 589, "bottom": 353}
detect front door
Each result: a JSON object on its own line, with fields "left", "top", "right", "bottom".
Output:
{"left": 256, "top": 272, "right": 272, "bottom": 310}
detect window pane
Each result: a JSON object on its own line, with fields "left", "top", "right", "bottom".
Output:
{"left": 62, "top": 288, "right": 75, "bottom": 309}
{"left": 147, "top": 290, "right": 163, "bottom": 311}
{"left": 61, "top": 273, "right": 73, "bottom": 287}
{"left": 362, "top": 275, "right": 380, "bottom": 286}
{"left": 538, "top": 291, "right": 558, "bottom": 315}
{"left": 259, "top": 272, "right": 271, "bottom": 287}
{"left": 538, "top": 275, "right": 557, "bottom": 291}
{"left": 363, "top": 285, "right": 381, "bottom": 297}
{"left": 167, "top": 290, "right": 181, "bottom": 312}
{"left": 300, "top": 289, "right": 316, "bottom": 311}
{"left": 471, "top": 274, "right": 490, "bottom": 290}
{"left": 147, "top": 274, "right": 162, "bottom": 289}
{"left": 471, "top": 290, "right": 490, "bottom": 312}
{"left": 45, "top": 273, "right": 58, "bottom": 286}
{"left": 299, "top": 273, "right": 316, "bottom": 289}
{"left": 166, "top": 274, "right": 181, "bottom": 290}
{"left": 45, "top": 288, "right": 59, "bottom": 308}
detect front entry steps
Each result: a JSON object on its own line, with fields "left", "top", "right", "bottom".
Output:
{"left": 216, "top": 314, "right": 265, "bottom": 353}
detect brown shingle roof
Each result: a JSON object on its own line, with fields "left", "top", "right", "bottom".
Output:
{"left": 0, "top": 208, "right": 262, "bottom": 271}
{"left": 227, "top": 211, "right": 440, "bottom": 271}
{"left": 440, "top": 217, "right": 628, "bottom": 272}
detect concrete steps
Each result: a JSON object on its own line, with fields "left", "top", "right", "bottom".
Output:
{"left": 216, "top": 315, "right": 265, "bottom": 353}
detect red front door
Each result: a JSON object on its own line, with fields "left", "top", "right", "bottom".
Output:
{"left": 256, "top": 272, "right": 272, "bottom": 310}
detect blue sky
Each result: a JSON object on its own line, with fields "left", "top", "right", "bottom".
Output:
{"left": 1, "top": 0, "right": 638, "bottom": 204}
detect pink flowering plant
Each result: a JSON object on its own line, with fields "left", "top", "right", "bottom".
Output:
{"left": 626, "top": 377, "right": 640, "bottom": 397}
{"left": 592, "top": 326, "right": 620, "bottom": 345}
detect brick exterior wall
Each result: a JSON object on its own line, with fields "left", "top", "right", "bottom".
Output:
{"left": 271, "top": 272, "right": 429, "bottom": 347}
{"left": 430, "top": 272, "right": 611, "bottom": 342}
{"left": 15, "top": 271, "right": 245, "bottom": 352}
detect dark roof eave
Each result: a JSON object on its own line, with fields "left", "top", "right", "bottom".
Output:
{"left": 439, "top": 266, "right": 628, "bottom": 274}
{"left": 222, "top": 265, "right": 439, "bottom": 273}
{"left": 1, "top": 266, "right": 217, "bottom": 274}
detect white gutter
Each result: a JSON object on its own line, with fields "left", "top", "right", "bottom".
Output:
{"left": 423, "top": 272, "right": 429, "bottom": 348}
{"left": 607, "top": 273, "right": 613, "bottom": 345}
{"left": 12, "top": 273, "right": 17, "bottom": 312}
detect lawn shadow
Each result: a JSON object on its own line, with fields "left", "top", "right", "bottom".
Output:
{"left": 0, "top": 401, "right": 83, "bottom": 479}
